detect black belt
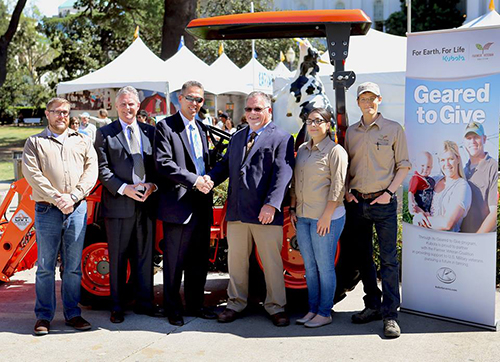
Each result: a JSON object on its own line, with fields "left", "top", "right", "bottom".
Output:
{"left": 352, "top": 189, "right": 385, "bottom": 200}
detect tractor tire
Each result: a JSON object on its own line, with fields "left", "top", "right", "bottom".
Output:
{"left": 80, "top": 223, "right": 111, "bottom": 309}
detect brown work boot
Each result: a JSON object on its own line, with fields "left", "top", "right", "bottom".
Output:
{"left": 271, "top": 312, "right": 290, "bottom": 327}
{"left": 34, "top": 319, "right": 50, "bottom": 336}
{"left": 65, "top": 316, "right": 92, "bottom": 331}
{"left": 217, "top": 308, "right": 239, "bottom": 323}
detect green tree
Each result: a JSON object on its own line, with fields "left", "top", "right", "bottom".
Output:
{"left": 161, "top": 0, "right": 197, "bottom": 60}
{"left": 0, "top": 0, "right": 27, "bottom": 87}
{"left": 38, "top": 14, "right": 103, "bottom": 87}
{"left": 193, "top": 0, "right": 295, "bottom": 70}
{"left": 385, "top": 0, "right": 465, "bottom": 36}
{"left": 75, "top": 0, "right": 164, "bottom": 55}
{"left": 0, "top": 10, "right": 53, "bottom": 118}
{"left": 38, "top": 0, "right": 165, "bottom": 88}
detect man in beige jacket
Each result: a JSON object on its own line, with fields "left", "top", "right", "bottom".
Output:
{"left": 22, "top": 97, "right": 98, "bottom": 336}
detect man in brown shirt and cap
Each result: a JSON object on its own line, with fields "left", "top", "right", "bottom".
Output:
{"left": 461, "top": 121, "right": 498, "bottom": 233}
{"left": 23, "top": 97, "right": 98, "bottom": 335}
{"left": 344, "top": 82, "right": 410, "bottom": 338}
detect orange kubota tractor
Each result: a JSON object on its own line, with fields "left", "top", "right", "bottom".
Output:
{"left": 0, "top": 9, "right": 371, "bottom": 304}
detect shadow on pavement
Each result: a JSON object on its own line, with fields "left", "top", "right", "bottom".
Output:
{"left": 0, "top": 276, "right": 488, "bottom": 338}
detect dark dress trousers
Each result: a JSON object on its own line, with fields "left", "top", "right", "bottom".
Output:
{"left": 154, "top": 112, "right": 213, "bottom": 315}
{"left": 95, "top": 120, "right": 157, "bottom": 312}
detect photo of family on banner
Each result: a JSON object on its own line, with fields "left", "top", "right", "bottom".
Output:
{"left": 401, "top": 24, "right": 500, "bottom": 330}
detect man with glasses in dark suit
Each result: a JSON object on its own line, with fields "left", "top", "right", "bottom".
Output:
{"left": 207, "top": 91, "right": 295, "bottom": 327}
{"left": 154, "top": 81, "right": 217, "bottom": 326}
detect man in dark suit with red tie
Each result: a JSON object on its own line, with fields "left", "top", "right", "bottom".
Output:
{"left": 154, "top": 80, "right": 217, "bottom": 326}
{"left": 207, "top": 91, "right": 295, "bottom": 326}
{"left": 95, "top": 86, "right": 158, "bottom": 323}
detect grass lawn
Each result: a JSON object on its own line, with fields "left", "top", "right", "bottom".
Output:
{"left": 0, "top": 125, "right": 45, "bottom": 182}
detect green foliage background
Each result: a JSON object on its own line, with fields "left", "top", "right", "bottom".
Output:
{"left": 385, "top": 0, "right": 465, "bottom": 36}
{"left": 0, "top": 4, "right": 54, "bottom": 119}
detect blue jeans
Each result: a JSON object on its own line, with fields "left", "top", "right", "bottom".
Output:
{"left": 296, "top": 215, "right": 345, "bottom": 317}
{"left": 346, "top": 196, "right": 400, "bottom": 319}
{"left": 34, "top": 201, "right": 87, "bottom": 321}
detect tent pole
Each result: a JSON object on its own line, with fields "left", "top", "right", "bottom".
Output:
{"left": 166, "top": 82, "right": 170, "bottom": 116}
{"left": 214, "top": 95, "right": 218, "bottom": 122}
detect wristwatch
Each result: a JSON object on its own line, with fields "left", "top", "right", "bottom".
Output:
{"left": 384, "top": 189, "right": 395, "bottom": 198}
{"left": 70, "top": 193, "right": 78, "bottom": 203}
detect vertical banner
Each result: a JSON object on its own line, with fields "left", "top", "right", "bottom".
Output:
{"left": 402, "top": 26, "right": 500, "bottom": 330}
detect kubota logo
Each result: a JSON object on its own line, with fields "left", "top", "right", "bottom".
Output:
{"left": 436, "top": 267, "right": 456, "bottom": 284}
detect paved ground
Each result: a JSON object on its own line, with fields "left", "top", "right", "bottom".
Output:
{"left": 0, "top": 267, "right": 499, "bottom": 362}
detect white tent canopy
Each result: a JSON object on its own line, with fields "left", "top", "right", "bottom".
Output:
{"left": 319, "top": 28, "right": 406, "bottom": 75}
{"left": 208, "top": 53, "right": 247, "bottom": 94}
{"left": 273, "top": 62, "right": 294, "bottom": 79}
{"left": 56, "top": 37, "right": 276, "bottom": 102}
{"left": 162, "top": 46, "right": 213, "bottom": 93}
{"left": 57, "top": 37, "right": 167, "bottom": 95}
{"left": 241, "top": 57, "right": 274, "bottom": 94}
{"left": 460, "top": 9, "right": 500, "bottom": 28}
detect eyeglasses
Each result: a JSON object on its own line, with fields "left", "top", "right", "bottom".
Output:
{"left": 72, "top": 122, "right": 80, "bottom": 125}
{"left": 48, "top": 110, "right": 70, "bottom": 117}
{"left": 184, "top": 95, "right": 204, "bottom": 103}
{"left": 244, "top": 106, "right": 269, "bottom": 113}
{"left": 358, "top": 97, "right": 378, "bottom": 104}
{"left": 305, "top": 118, "right": 327, "bottom": 126}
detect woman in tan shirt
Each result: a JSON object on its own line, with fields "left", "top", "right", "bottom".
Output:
{"left": 290, "top": 108, "right": 348, "bottom": 328}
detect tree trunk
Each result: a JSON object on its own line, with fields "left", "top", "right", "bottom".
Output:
{"left": 160, "top": 0, "right": 197, "bottom": 60}
{"left": 0, "top": 0, "right": 27, "bottom": 87}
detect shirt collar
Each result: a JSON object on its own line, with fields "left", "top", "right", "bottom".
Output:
{"left": 248, "top": 121, "right": 271, "bottom": 137}
{"left": 179, "top": 111, "right": 197, "bottom": 130}
{"left": 119, "top": 118, "right": 139, "bottom": 133}
{"left": 306, "top": 135, "right": 332, "bottom": 151}
{"left": 44, "top": 127, "right": 69, "bottom": 143}
{"left": 466, "top": 152, "right": 492, "bottom": 170}
{"left": 358, "top": 113, "right": 384, "bottom": 129}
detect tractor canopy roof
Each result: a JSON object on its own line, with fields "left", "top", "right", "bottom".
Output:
{"left": 186, "top": 10, "right": 371, "bottom": 40}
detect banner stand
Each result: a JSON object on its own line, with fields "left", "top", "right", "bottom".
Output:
{"left": 402, "top": 25, "right": 500, "bottom": 331}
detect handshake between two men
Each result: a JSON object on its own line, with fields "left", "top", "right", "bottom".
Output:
{"left": 195, "top": 175, "right": 214, "bottom": 194}
{"left": 193, "top": 175, "right": 276, "bottom": 225}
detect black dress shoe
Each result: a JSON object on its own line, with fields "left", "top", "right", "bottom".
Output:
{"left": 167, "top": 313, "right": 184, "bottom": 326}
{"left": 110, "top": 310, "right": 125, "bottom": 324}
{"left": 186, "top": 307, "right": 218, "bottom": 320}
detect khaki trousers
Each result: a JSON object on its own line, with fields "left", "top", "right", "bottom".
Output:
{"left": 226, "top": 221, "right": 286, "bottom": 315}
